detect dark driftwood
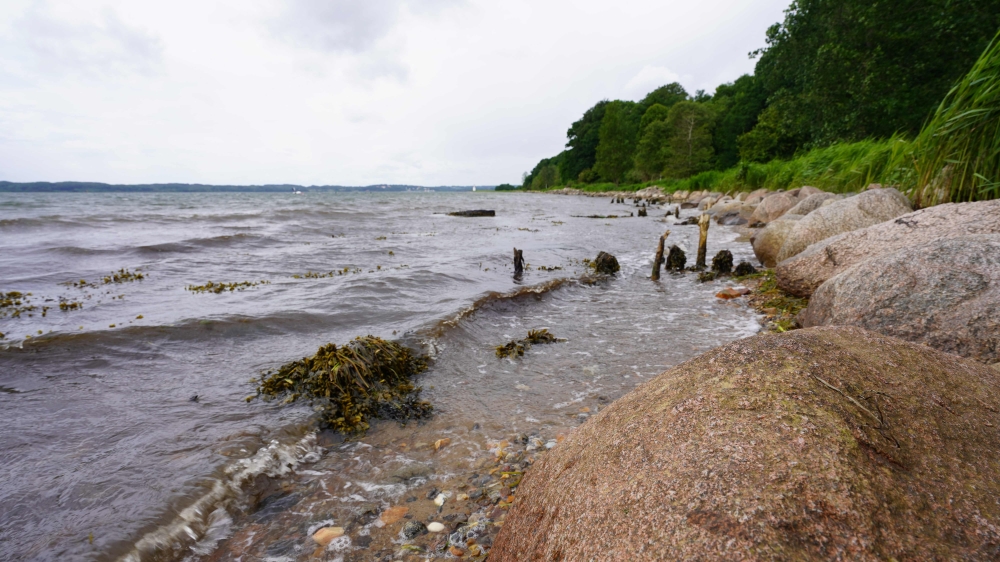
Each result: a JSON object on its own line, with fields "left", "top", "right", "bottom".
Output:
{"left": 696, "top": 213, "right": 710, "bottom": 269}
{"left": 449, "top": 210, "right": 495, "bottom": 217}
{"left": 651, "top": 230, "right": 671, "bottom": 281}
{"left": 513, "top": 248, "right": 525, "bottom": 276}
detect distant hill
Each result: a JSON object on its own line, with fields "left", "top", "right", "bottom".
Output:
{"left": 0, "top": 181, "right": 495, "bottom": 193}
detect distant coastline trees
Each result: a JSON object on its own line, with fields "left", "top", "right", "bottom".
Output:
{"left": 520, "top": 0, "right": 1000, "bottom": 190}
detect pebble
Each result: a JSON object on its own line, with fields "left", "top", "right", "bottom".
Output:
{"left": 400, "top": 520, "right": 427, "bottom": 539}
{"left": 380, "top": 506, "right": 409, "bottom": 525}
{"left": 434, "top": 493, "right": 447, "bottom": 507}
{"left": 427, "top": 521, "right": 446, "bottom": 533}
{"left": 449, "top": 546, "right": 466, "bottom": 556}
{"left": 434, "top": 438, "right": 451, "bottom": 451}
{"left": 312, "top": 526, "right": 344, "bottom": 546}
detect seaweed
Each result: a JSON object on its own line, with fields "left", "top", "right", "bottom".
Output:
{"left": 742, "top": 269, "right": 810, "bottom": 332}
{"left": 102, "top": 268, "right": 145, "bottom": 284}
{"left": 252, "top": 336, "right": 432, "bottom": 434}
{"left": 496, "top": 329, "right": 560, "bottom": 359}
{"left": 186, "top": 280, "right": 270, "bottom": 294}
{"left": 0, "top": 291, "right": 36, "bottom": 318}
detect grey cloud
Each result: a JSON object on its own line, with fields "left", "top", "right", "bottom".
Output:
{"left": 271, "top": 0, "right": 462, "bottom": 79}
{"left": 5, "top": 2, "right": 163, "bottom": 78}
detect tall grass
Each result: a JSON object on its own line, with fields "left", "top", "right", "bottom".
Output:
{"left": 908, "top": 30, "right": 1000, "bottom": 206}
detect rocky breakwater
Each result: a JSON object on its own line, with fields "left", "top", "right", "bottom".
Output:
{"left": 491, "top": 326, "right": 1000, "bottom": 561}
{"left": 776, "top": 199, "right": 1000, "bottom": 297}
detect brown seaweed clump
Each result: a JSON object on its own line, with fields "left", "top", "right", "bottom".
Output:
{"left": 186, "top": 280, "right": 270, "bottom": 294}
{"left": 742, "top": 269, "right": 809, "bottom": 332}
{"left": 103, "top": 268, "right": 145, "bottom": 284}
{"left": 252, "top": 336, "right": 432, "bottom": 434}
{"left": 496, "top": 329, "right": 559, "bottom": 359}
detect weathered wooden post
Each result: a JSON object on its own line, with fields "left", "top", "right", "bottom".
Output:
{"left": 675, "top": 206, "right": 680, "bottom": 219}
{"left": 651, "top": 230, "right": 671, "bottom": 280}
{"left": 696, "top": 213, "right": 710, "bottom": 269}
{"left": 513, "top": 248, "right": 524, "bottom": 276}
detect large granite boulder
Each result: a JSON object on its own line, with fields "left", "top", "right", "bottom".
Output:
{"left": 785, "top": 191, "right": 842, "bottom": 216}
{"left": 744, "top": 188, "right": 772, "bottom": 206}
{"left": 776, "top": 200, "right": 1000, "bottom": 297}
{"left": 749, "top": 191, "right": 798, "bottom": 224}
{"left": 492, "top": 326, "right": 1000, "bottom": 561}
{"left": 800, "top": 234, "right": 1000, "bottom": 364}
{"left": 774, "top": 188, "right": 912, "bottom": 264}
{"left": 750, "top": 214, "right": 803, "bottom": 267}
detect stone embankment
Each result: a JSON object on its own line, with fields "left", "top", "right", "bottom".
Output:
{"left": 493, "top": 327, "right": 1000, "bottom": 561}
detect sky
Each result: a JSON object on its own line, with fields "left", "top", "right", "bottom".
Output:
{"left": 0, "top": 0, "right": 791, "bottom": 186}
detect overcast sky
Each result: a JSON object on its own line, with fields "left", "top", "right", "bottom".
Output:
{"left": 0, "top": 0, "right": 790, "bottom": 186}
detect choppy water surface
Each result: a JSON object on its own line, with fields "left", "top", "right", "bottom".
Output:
{"left": 0, "top": 192, "right": 762, "bottom": 561}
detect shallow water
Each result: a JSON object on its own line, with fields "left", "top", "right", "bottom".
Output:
{"left": 0, "top": 192, "right": 761, "bottom": 561}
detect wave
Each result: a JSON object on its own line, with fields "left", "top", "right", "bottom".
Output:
{"left": 116, "top": 433, "right": 321, "bottom": 562}
{"left": 0, "top": 216, "right": 87, "bottom": 230}
{"left": 135, "top": 233, "right": 270, "bottom": 254}
{"left": 423, "top": 277, "right": 580, "bottom": 339}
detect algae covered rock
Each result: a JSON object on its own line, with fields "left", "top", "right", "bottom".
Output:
{"left": 492, "top": 327, "right": 1000, "bottom": 561}
{"left": 801, "top": 234, "right": 1000, "bottom": 364}
{"left": 774, "top": 188, "right": 912, "bottom": 264}
{"left": 777, "top": 199, "right": 1000, "bottom": 297}
{"left": 592, "top": 251, "right": 620, "bottom": 274}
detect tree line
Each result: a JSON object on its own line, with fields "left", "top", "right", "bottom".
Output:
{"left": 522, "top": 0, "right": 1000, "bottom": 190}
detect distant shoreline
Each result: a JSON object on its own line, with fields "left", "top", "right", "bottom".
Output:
{"left": 0, "top": 181, "right": 494, "bottom": 193}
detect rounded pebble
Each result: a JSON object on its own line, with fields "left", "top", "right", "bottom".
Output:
{"left": 312, "top": 526, "right": 344, "bottom": 546}
{"left": 427, "top": 521, "right": 445, "bottom": 533}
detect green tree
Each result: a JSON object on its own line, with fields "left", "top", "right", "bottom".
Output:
{"left": 710, "top": 74, "right": 768, "bottom": 168}
{"left": 663, "top": 101, "right": 715, "bottom": 178}
{"left": 639, "top": 103, "right": 671, "bottom": 137}
{"left": 750, "top": 0, "right": 1000, "bottom": 153}
{"left": 638, "top": 83, "right": 689, "bottom": 114}
{"left": 562, "top": 101, "right": 609, "bottom": 181}
{"left": 634, "top": 119, "right": 673, "bottom": 180}
{"left": 594, "top": 101, "right": 640, "bottom": 184}
{"left": 530, "top": 164, "right": 560, "bottom": 190}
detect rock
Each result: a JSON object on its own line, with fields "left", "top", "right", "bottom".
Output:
{"left": 448, "top": 210, "right": 495, "bottom": 217}
{"left": 491, "top": 327, "right": 1000, "bottom": 562}
{"left": 750, "top": 214, "right": 803, "bottom": 268}
{"left": 593, "top": 251, "right": 620, "bottom": 274}
{"left": 708, "top": 200, "right": 742, "bottom": 216}
{"left": 738, "top": 202, "right": 758, "bottom": 221}
{"left": 776, "top": 200, "right": 1000, "bottom": 297}
{"left": 401, "top": 520, "right": 427, "bottom": 539}
{"left": 796, "top": 185, "right": 824, "bottom": 198}
{"left": 715, "top": 287, "right": 747, "bottom": 299}
{"left": 733, "top": 261, "right": 757, "bottom": 276}
{"left": 427, "top": 521, "right": 446, "bottom": 533}
{"left": 711, "top": 250, "right": 733, "bottom": 274}
{"left": 734, "top": 192, "right": 748, "bottom": 202}
{"left": 785, "top": 192, "right": 842, "bottom": 216}
{"left": 774, "top": 188, "right": 913, "bottom": 263}
{"left": 698, "top": 271, "right": 717, "bottom": 283}
{"left": 433, "top": 438, "right": 451, "bottom": 451}
{"left": 698, "top": 197, "right": 717, "bottom": 211}
{"left": 312, "top": 526, "right": 345, "bottom": 546}
{"left": 715, "top": 211, "right": 748, "bottom": 226}
{"left": 389, "top": 463, "right": 432, "bottom": 482}
{"left": 800, "top": 234, "right": 1000, "bottom": 363}
{"left": 749, "top": 192, "right": 798, "bottom": 224}
{"left": 380, "top": 506, "right": 409, "bottom": 525}
{"left": 449, "top": 546, "right": 465, "bottom": 556}
{"left": 743, "top": 188, "right": 771, "bottom": 206}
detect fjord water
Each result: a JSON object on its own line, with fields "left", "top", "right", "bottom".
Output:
{"left": 0, "top": 192, "right": 761, "bottom": 561}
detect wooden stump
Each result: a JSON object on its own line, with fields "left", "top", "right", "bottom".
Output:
{"left": 651, "top": 230, "right": 671, "bottom": 281}
{"left": 513, "top": 248, "right": 524, "bottom": 276}
{"left": 696, "top": 213, "right": 710, "bottom": 269}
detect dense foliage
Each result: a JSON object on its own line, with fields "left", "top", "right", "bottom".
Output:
{"left": 520, "top": 0, "right": 1000, "bottom": 198}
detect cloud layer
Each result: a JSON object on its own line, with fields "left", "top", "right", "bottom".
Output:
{"left": 0, "top": 0, "right": 790, "bottom": 185}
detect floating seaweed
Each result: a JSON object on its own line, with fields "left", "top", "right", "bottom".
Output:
{"left": 571, "top": 215, "right": 625, "bottom": 219}
{"left": 535, "top": 266, "right": 562, "bottom": 271}
{"left": 103, "top": 268, "right": 145, "bottom": 284}
{"left": 0, "top": 291, "right": 36, "bottom": 319}
{"left": 252, "top": 336, "right": 432, "bottom": 434}
{"left": 185, "top": 280, "right": 270, "bottom": 294}
{"left": 496, "top": 329, "right": 561, "bottom": 359}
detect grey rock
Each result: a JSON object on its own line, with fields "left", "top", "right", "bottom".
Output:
{"left": 714, "top": 210, "right": 748, "bottom": 225}
{"left": 401, "top": 520, "right": 428, "bottom": 539}
{"left": 593, "top": 251, "right": 620, "bottom": 274}
{"left": 776, "top": 199, "right": 1000, "bottom": 297}
{"left": 751, "top": 214, "right": 803, "bottom": 268}
{"left": 775, "top": 188, "right": 912, "bottom": 264}
{"left": 389, "top": 463, "right": 433, "bottom": 482}
{"left": 800, "top": 234, "right": 1000, "bottom": 363}
{"left": 785, "top": 192, "right": 842, "bottom": 216}
{"left": 749, "top": 192, "right": 798, "bottom": 224}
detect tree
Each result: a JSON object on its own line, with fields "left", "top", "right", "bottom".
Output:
{"left": 638, "top": 83, "right": 689, "bottom": 114}
{"left": 710, "top": 74, "right": 768, "bottom": 168}
{"left": 750, "top": 0, "right": 1000, "bottom": 152}
{"left": 562, "top": 101, "right": 610, "bottom": 181}
{"left": 634, "top": 119, "right": 673, "bottom": 180}
{"left": 531, "top": 165, "right": 560, "bottom": 190}
{"left": 594, "top": 101, "right": 640, "bottom": 184}
{"left": 639, "top": 103, "right": 671, "bottom": 137}
{"left": 663, "top": 101, "right": 715, "bottom": 178}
